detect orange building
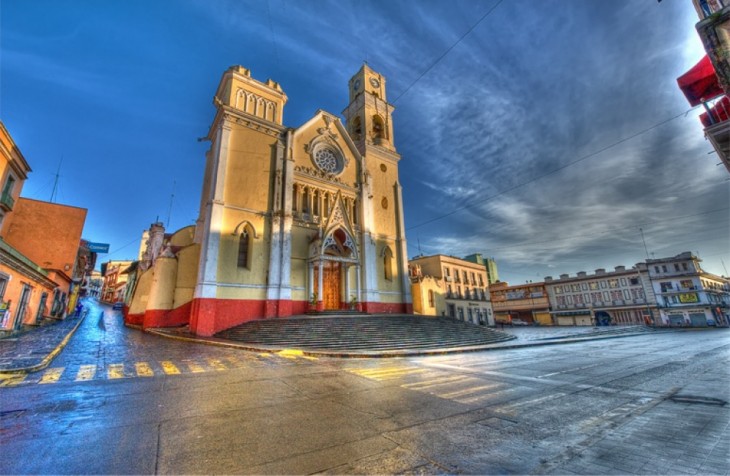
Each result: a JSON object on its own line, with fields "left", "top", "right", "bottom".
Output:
{"left": 0, "top": 121, "right": 88, "bottom": 333}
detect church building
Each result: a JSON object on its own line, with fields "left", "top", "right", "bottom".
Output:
{"left": 126, "top": 64, "right": 412, "bottom": 336}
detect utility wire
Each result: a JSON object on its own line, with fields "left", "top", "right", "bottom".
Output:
{"left": 407, "top": 105, "right": 702, "bottom": 231}
{"left": 391, "top": 0, "right": 504, "bottom": 105}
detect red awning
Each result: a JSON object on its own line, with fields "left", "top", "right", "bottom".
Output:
{"left": 677, "top": 55, "right": 724, "bottom": 106}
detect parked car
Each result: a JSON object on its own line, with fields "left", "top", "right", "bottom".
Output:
{"left": 112, "top": 302, "right": 124, "bottom": 310}
{"left": 511, "top": 319, "right": 529, "bottom": 326}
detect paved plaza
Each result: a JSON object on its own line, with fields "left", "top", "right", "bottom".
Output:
{"left": 1, "top": 302, "right": 728, "bottom": 474}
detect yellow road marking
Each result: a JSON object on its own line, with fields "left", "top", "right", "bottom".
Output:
{"left": 225, "top": 356, "right": 242, "bottom": 367}
{"left": 351, "top": 367, "right": 426, "bottom": 380}
{"left": 135, "top": 362, "right": 154, "bottom": 377}
{"left": 438, "top": 383, "right": 499, "bottom": 399}
{"left": 0, "top": 374, "right": 27, "bottom": 387}
{"left": 107, "top": 364, "right": 125, "bottom": 379}
{"left": 75, "top": 365, "right": 96, "bottom": 381}
{"left": 161, "top": 361, "right": 180, "bottom": 375}
{"left": 186, "top": 361, "right": 205, "bottom": 373}
{"left": 39, "top": 367, "right": 64, "bottom": 384}
{"left": 401, "top": 375, "right": 472, "bottom": 390}
{"left": 259, "top": 353, "right": 273, "bottom": 358}
{"left": 208, "top": 358, "right": 228, "bottom": 371}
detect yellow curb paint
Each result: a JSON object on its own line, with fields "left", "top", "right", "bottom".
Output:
{"left": 0, "top": 374, "right": 27, "bottom": 387}
{"left": 107, "top": 364, "right": 125, "bottom": 379}
{"left": 75, "top": 365, "right": 96, "bottom": 381}
{"left": 186, "top": 361, "right": 205, "bottom": 373}
{"left": 135, "top": 362, "right": 154, "bottom": 377}
{"left": 225, "top": 356, "right": 243, "bottom": 367}
{"left": 207, "top": 358, "right": 227, "bottom": 371}
{"left": 39, "top": 367, "right": 64, "bottom": 384}
{"left": 277, "top": 349, "right": 306, "bottom": 360}
{"left": 161, "top": 361, "right": 180, "bottom": 375}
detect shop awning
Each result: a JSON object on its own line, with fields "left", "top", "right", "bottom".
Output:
{"left": 677, "top": 55, "right": 724, "bottom": 106}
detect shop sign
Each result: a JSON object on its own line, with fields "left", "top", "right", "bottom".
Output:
{"left": 678, "top": 293, "right": 699, "bottom": 303}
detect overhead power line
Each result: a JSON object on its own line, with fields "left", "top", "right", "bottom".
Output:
{"left": 391, "top": 0, "right": 504, "bottom": 105}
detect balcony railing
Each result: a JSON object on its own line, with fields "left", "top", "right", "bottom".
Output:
{"left": 0, "top": 192, "right": 14, "bottom": 211}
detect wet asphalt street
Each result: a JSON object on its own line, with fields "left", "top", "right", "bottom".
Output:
{"left": 1, "top": 300, "right": 729, "bottom": 475}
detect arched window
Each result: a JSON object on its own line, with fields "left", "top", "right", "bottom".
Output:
{"left": 383, "top": 247, "right": 393, "bottom": 281}
{"left": 238, "top": 227, "right": 253, "bottom": 269}
{"left": 351, "top": 116, "right": 362, "bottom": 139}
{"left": 372, "top": 115, "right": 385, "bottom": 140}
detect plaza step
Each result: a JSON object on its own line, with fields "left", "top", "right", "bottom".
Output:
{"left": 215, "top": 314, "right": 515, "bottom": 352}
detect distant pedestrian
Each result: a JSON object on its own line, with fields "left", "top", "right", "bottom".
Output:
{"left": 74, "top": 303, "right": 83, "bottom": 317}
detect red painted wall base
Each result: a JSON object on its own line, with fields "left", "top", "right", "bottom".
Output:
{"left": 127, "top": 297, "right": 413, "bottom": 337}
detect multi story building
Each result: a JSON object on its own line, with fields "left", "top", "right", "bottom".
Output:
{"left": 677, "top": 1, "right": 730, "bottom": 172}
{"left": 126, "top": 64, "right": 412, "bottom": 335}
{"left": 644, "top": 251, "right": 729, "bottom": 326}
{"left": 0, "top": 121, "right": 88, "bottom": 333}
{"left": 544, "top": 266, "right": 656, "bottom": 326}
{"left": 101, "top": 260, "right": 133, "bottom": 304}
{"left": 463, "top": 253, "right": 499, "bottom": 285}
{"left": 410, "top": 254, "right": 493, "bottom": 326}
{"left": 489, "top": 281, "right": 551, "bottom": 325}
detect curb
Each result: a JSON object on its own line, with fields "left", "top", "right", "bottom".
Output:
{"left": 143, "top": 326, "right": 662, "bottom": 358}
{"left": 0, "top": 312, "right": 88, "bottom": 374}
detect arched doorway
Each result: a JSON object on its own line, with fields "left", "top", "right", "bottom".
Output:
{"left": 595, "top": 311, "right": 612, "bottom": 326}
{"left": 310, "top": 227, "right": 359, "bottom": 311}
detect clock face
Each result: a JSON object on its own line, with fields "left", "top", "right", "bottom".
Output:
{"left": 369, "top": 77, "right": 380, "bottom": 88}
{"left": 353, "top": 79, "right": 361, "bottom": 91}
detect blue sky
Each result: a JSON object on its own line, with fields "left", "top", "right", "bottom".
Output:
{"left": 1, "top": 0, "right": 728, "bottom": 282}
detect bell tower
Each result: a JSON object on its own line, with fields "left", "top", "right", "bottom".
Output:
{"left": 343, "top": 64, "right": 396, "bottom": 155}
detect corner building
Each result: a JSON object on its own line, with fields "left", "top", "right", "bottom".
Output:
{"left": 135, "top": 65, "right": 412, "bottom": 336}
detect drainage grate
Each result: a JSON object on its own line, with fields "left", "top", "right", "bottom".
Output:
{"left": 669, "top": 395, "right": 727, "bottom": 406}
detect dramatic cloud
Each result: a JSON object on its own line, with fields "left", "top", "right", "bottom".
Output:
{"left": 1, "top": 0, "right": 727, "bottom": 280}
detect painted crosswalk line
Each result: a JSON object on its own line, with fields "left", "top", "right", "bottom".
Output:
{"left": 107, "top": 364, "right": 125, "bottom": 379}
{"left": 39, "top": 367, "right": 64, "bottom": 384}
{"left": 186, "top": 361, "right": 205, "bottom": 373}
{"left": 135, "top": 362, "right": 154, "bottom": 377}
{"left": 75, "top": 365, "right": 96, "bottom": 381}
{"left": 160, "top": 361, "right": 181, "bottom": 375}
{"left": 0, "top": 373, "right": 27, "bottom": 387}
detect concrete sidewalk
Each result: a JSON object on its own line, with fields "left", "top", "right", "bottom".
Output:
{"left": 0, "top": 312, "right": 86, "bottom": 373}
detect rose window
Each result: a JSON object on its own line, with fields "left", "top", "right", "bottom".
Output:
{"left": 313, "top": 147, "right": 342, "bottom": 174}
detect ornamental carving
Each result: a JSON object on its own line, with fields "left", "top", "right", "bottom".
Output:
{"left": 294, "top": 165, "right": 346, "bottom": 185}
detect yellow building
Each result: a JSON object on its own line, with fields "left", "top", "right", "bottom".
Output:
{"left": 409, "top": 255, "right": 493, "bottom": 325}
{"left": 128, "top": 65, "right": 412, "bottom": 336}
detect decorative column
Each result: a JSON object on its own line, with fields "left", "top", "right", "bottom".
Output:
{"left": 355, "top": 264, "right": 362, "bottom": 312}
{"left": 344, "top": 264, "right": 351, "bottom": 309}
{"left": 308, "top": 262, "right": 314, "bottom": 310}
{"left": 317, "top": 260, "right": 324, "bottom": 311}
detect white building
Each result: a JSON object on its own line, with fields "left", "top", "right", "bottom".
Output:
{"left": 644, "top": 252, "right": 730, "bottom": 327}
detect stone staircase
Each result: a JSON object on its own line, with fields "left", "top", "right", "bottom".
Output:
{"left": 215, "top": 314, "right": 516, "bottom": 352}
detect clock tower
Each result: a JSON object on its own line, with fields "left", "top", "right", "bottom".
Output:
{"left": 343, "top": 64, "right": 396, "bottom": 155}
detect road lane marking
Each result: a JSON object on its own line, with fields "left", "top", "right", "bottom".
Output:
{"left": 207, "top": 358, "right": 228, "bottom": 371}
{"left": 401, "top": 375, "right": 472, "bottom": 390}
{"left": 350, "top": 367, "right": 426, "bottom": 380}
{"left": 107, "top": 364, "right": 125, "bottom": 379}
{"left": 186, "top": 361, "right": 205, "bottom": 373}
{"left": 39, "top": 367, "right": 64, "bottom": 384}
{"left": 161, "top": 361, "right": 180, "bottom": 375}
{"left": 0, "top": 374, "right": 27, "bottom": 387}
{"left": 135, "top": 362, "right": 154, "bottom": 377}
{"left": 75, "top": 365, "right": 96, "bottom": 381}
{"left": 438, "top": 383, "right": 502, "bottom": 399}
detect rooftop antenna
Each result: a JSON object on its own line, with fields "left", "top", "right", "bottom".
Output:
{"left": 639, "top": 228, "right": 650, "bottom": 260}
{"left": 166, "top": 179, "right": 176, "bottom": 228}
{"left": 49, "top": 155, "right": 63, "bottom": 203}
{"left": 417, "top": 236, "right": 422, "bottom": 256}
{"left": 721, "top": 259, "right": 728, "bottom": 276}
